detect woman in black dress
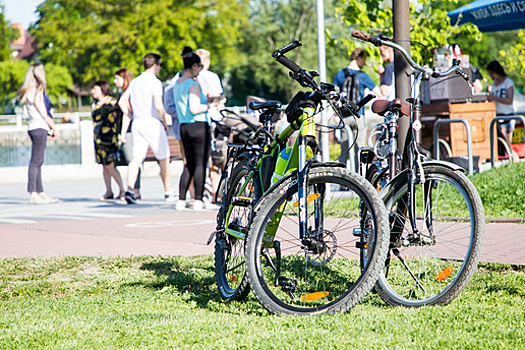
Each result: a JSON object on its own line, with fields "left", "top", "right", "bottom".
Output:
{"left": 91, "top": 80, "right": 126, "bottom": 200}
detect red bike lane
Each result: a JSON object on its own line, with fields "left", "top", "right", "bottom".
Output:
{"left": 1, "top": 211, "right": 524, "bottom": 266}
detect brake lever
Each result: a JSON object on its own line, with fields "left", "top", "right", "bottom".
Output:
{"left": 456, "top": 68, "right": 473, "bottom": 89}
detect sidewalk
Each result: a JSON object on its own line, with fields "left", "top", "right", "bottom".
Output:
{"left": 0, "top": 177, "right": 524, "bottom": 265}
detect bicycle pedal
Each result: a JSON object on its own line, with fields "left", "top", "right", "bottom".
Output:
{"left": 352, "top": 228, "right": 362, "bottom": 236}
{"left": 232, "top": 196, "right": 253, "bottom": 207}
{"left": 355, "top": 241, "right": 367, "bottom": 249}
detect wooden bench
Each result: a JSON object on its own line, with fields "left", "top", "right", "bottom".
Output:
{"left": 144, "top": 136, "right": 183, "bottom": 162}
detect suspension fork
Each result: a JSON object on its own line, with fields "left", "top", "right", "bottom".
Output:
{"left": 298, "top": 107, "right": 316, "bottom": 240}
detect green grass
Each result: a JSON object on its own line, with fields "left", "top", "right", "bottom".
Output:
{"left": 1, "top": 255, "right": 524, "bottom": 349}
{"left": 469, "top": 162, "right": 525, "bottom": 219}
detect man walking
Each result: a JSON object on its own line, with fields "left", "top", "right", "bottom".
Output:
{"left": 378, "top": 45, "right": 395, "bottom": 101}
{"left": 124, "top": 53, "right": 176, "bottom": 204}
{"left": 195, "top": 49, "right": 225, "bottom": 121}
{"left": 195, "top": 49, "right": 224, "bottom": 205}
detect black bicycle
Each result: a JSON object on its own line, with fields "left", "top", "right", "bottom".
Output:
{"left": 353, "top": 30, "right": 485, "bottom": 307}
{"left": 241, "top": 41, "right": 390, "bottom": 315}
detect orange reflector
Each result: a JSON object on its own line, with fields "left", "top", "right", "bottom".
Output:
{"left": 293, "top": 193, "right": 321, "bottom": 207}
{"left": 247, "top": 183, "right": 254, "bottom": 192}
{"left": 436, "top": 267, "right": 453, "bottom": 281}
{"left": 300, "top": 291, "right": 329, "bottom": 301}
{"left": 229, "top": 275, "right": 238, "bottom": 282}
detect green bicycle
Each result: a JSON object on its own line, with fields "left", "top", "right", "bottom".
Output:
{"left": 213, "top": 41, "right": 390, "bottom": 315}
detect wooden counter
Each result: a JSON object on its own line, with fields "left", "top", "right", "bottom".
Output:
{"left": 421, "top": 102, "right": 497, "bottom": 163}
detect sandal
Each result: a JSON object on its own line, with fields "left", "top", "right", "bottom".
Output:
{"left": 100, "top": 193, "right": 114, "bottom": 201}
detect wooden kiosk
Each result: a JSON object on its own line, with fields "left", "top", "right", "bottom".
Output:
{"left": 420, "top": 101, "right": 497, "bottom": 164}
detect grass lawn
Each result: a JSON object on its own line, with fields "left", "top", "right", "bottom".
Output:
{"left": 469, "top": 161, "right": 525, "bottom": 219}
{"left": 1, "top": 255, "right": 524, "bottom": 349}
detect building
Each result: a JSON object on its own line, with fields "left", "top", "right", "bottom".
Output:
{"left": 10, "top": 23, "right": 35, "bottom": 60}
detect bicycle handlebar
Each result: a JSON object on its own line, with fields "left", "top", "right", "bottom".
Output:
{"left": 272, "top": 40, "right": 302, "bottom": 58}
{"left": 350, "top": 29, "right": 471, "bottom": 88}
{"left": 351, "top": 30, "right": 382, "bottom": 46}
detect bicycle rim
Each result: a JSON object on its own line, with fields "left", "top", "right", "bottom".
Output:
{"left": 377, "top": 165, "right": 484, "bottom": 307}
{"left": 246, "top": 167, "right": 389, "bottom": 315}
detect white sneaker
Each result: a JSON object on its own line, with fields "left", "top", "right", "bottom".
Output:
{"left": 165, "top": 190, "right": 178, "bottom": 202}
{"left": 40, "top": 193, "right": 59, "bottom": 204}
{"left": 175, "top": 200, "right": 186, "bottom": 210}
{"left": 193, "top": 200, "right": 203, "bottom": 211}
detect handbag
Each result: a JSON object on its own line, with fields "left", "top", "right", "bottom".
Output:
{"left": 211, "top": 139, "right": 227, "bottom": 169}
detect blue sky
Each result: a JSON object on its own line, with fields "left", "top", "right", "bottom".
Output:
{"left": 2, "top": 0, "right": 43, "bottom": 29}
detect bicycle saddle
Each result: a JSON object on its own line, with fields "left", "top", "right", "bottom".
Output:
{"left": 248, "top": 100, "right": 282, "bottom": 111}
{"left": 371, "top": 98, "right": 410, "bottom": 117}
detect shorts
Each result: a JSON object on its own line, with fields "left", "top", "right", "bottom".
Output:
{"left": 131, "top": 118, "right": 170, "bottom": 160}
{"left": 497, "top": 114, "right": 516, "bottom": 131}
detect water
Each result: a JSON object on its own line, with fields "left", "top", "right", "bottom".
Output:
{"left": 0, "top": 130, "right": 81, "bottom": 167}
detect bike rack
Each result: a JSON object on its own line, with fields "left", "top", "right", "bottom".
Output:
{"left": 433, "top": 119, "right": 474, "bottom": 175}
{"left": 490, "top": 115, "right": 525, "bottom": 168}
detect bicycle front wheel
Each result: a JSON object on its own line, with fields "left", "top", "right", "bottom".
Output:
{"left": 377, "top": 164, "right": 485, "bottom": 307}
{"left": 245, "top": 166, "right": 389, "bottom": 315}
{"left": 215, "top": 160, "right": 255, "bottom": 301}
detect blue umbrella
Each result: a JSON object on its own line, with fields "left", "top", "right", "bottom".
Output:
{"left": 448, "top": 0, "right": 525, "bottom": 32}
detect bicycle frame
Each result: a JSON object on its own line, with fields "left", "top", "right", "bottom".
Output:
{"left": 353, "top": 31, "right": 472, "bottom": 238}
{"left": 223, "top": 106, "right": 318, "bottom": 241}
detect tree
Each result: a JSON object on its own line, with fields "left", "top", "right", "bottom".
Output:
{"left": 0, "top": 60, "right": 73, "bottom": 113}
{"left": 226, "top": 0, "right": 350, "bottom": 106}
{"left": 334, "top": 0, "right": 481, "bottom": 68}
{"left": 31, "top": 0, "right": 249, "bottom": 85}
{"left": 0, "top": 2, "right": 20, "bottom": 61}
{"left": 434, "top": 0, "right": 525, "bottom": 91}
{"left": 44, "top": 63, "right": 74, "bottom": 106}
{"left": 0, "top": 60, "right": 29, "bottom": 113}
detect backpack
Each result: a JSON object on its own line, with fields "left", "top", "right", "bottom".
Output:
{"left": 341, "top": 68, "right": 360, "bottom": 106}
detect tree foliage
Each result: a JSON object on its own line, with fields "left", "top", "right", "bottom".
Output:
{"left": 0, "top": 60, "right": 73, "bottom": 113}
{"left": 433, "top": 0, "right": 525, "bottom": 91}
{"left": 0, "top": 60, "right": 29, "bottom": 113}
{"left": 334, "top": 0, "right": 482, "bottom": 67}
{"left": 226, "top": 0, "right": 350, "bottom": 106}
{"left": 31, "top": 0, "right": 249, "bottom": 85}
{"left": 0, "top": 2, "right": 20, "bottom": 61}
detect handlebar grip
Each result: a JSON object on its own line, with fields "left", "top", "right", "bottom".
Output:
{"left": 276, "top": 55, "right": 301, "bottom": 73}
{"left": 272, "top": 40, "right": 302, "bottom": 58}
{"left": 351, "top": 30, "right": 382, "bottom": 46}
{"left": 357, "top": 94, "right": 375, "bottom": 109}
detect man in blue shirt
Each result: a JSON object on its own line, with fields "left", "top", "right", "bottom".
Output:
{"left": 378, "top": 45, "right": 395, "bottom": 100}
{"left": 333, "top": 48, "right": 382, "bottom": 165}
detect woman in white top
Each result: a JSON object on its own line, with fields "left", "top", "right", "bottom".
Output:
{"left": 17, "top": 63, "right": 59, "bottom": 204}
{"left": 486, "top": 60, "right": 517, "bottom": 161}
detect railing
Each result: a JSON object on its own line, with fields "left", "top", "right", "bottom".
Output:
{"left": 490, "top": 114, "right": 525, "bottom": 167}
{"left": 0, "top": 112, "right": 91, "bottom": 127}
{"left": 0, "top": 123, "right": 83, "bottom": 167}
{"left": 433, "top": 118, "right": 474, "bottom": 175}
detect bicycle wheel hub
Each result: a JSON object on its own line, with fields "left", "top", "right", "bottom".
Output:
{"left": 302, "top": 229, "right": 337, "bottom": 266}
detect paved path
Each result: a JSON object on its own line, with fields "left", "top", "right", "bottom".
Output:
{"left": 1, "top": 179, "right": 524, "bottom": 265}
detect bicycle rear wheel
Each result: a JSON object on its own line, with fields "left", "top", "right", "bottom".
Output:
{"left": 245, "top": 166, "right": 389, "bottom": 315}
{"left": 377, "top": 164, "right": 485, "bottom": 307}
{"left": 215, "top": 160, "right": 256, "bottom": 301}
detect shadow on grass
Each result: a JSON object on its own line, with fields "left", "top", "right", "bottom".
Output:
{"left": 123, "top": 258, "right": 232, "bottom": 311}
